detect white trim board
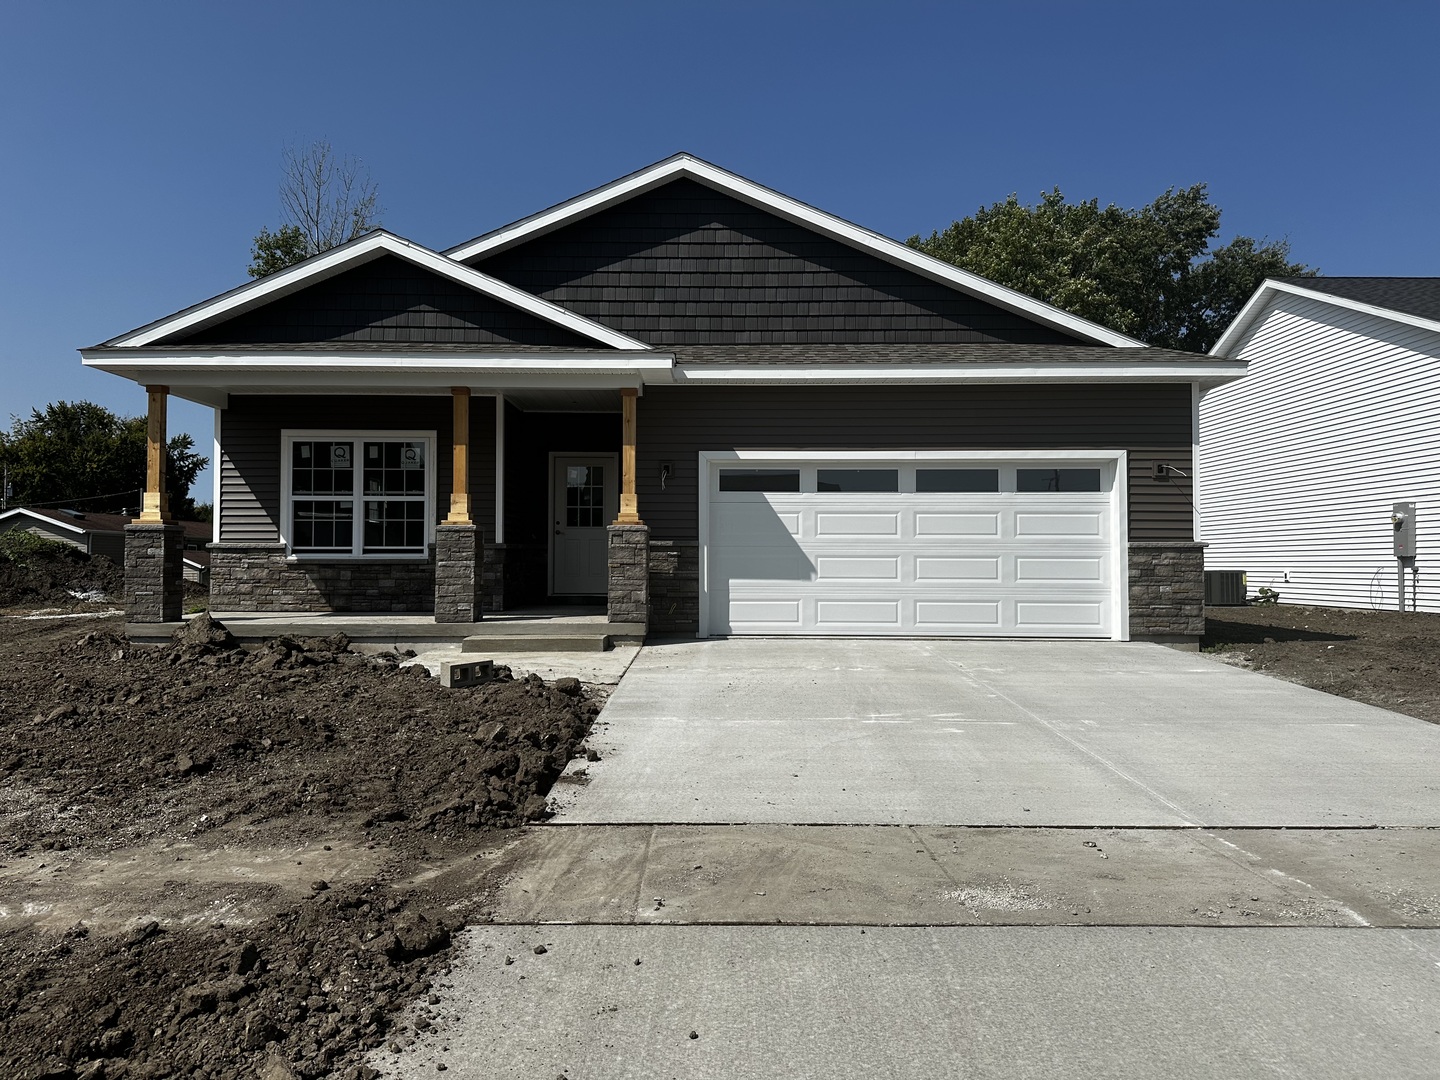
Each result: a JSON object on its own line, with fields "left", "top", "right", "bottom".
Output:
{"left": 101, "top": 232, "right": 651, "bottom": 352}
{"left": 695, "top": 448, "right": 1129, "bottom": 641}
{"left": 446, "top": 153, "right": 1145, "bottom": 350}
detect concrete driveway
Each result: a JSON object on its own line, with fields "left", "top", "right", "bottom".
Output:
{"left": 373, "top": 639, "right": 1440, "bottom": 1080}
{"left": 550, "top": 638, "right": 1440, "bottom": 827}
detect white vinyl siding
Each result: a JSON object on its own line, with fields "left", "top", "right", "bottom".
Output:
{"left": 1201, "top": 293, "right": 1440, "bottom": 611}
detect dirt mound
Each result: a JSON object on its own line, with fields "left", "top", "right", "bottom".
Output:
{"left": 1, "top": 620, "right": 600, "bottom": 858}
{"left": 2, "top": 887, "right": 454, "bottom": 1080}
{"left": 0, "top": 614, "right": 604, "bottom": 1079}
{"left": 0, "top": 544, "right": 123, "bottom": 609}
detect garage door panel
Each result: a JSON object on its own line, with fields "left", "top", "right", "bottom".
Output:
{"left": 816, "top": 555, "right": 900, "bottom": 581}
{"left": 913, "top": 600, "right": 1003, "bottom": 628}
{"left": 1014, "top": 511, "right": 1106, "bottom": 538}
{"left": 914, "top": 512, "right": 1000, "bottom": 537}
{"left": 725, "top": 599, "right": 803, "bottom": 628}
{"left": 1014, "top": 601, "right": 1108, "bottom": 632}
{"left": 711, "top": 502, "right": 801, "bottom": 543}
{"left": 814, "top": 511, "right": 900, "bottom": 538}
{"left": 915, "top": 556, "right": 1001, "bottom": 582}
{"left": 815, "top": 599, "right": 901, "bottom": 627}
{"left": 1014, "top": 556, "right": 1107, "bottom": 583}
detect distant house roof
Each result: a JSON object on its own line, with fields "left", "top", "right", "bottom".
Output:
{"left": 1277, "top": 277, "right": 1440, "bottom": 324}
{"left": 0, "top": 507, "right": 211, "bottom": 543}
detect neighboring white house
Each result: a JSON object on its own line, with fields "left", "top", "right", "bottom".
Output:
{"left": 1202, "top": 277, "right": 1440, "bottom": 612}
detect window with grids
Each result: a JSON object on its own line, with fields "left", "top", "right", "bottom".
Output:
{"left": 288, "top": 435, "right": 431, "bottom": 556}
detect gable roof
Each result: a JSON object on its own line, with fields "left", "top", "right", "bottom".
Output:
{"left": 446, "top": 153, "right": 1145, "bottom": 349}
{"left": 99, "top": 231, "right": 651, "bottom": 352}
{"left": 1212, "top": 276, "right": 1440, "bottom": 356}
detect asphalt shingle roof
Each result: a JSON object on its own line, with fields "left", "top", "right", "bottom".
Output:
{"left": 1280, "top": 277, "right": 1440, "bottom": 324}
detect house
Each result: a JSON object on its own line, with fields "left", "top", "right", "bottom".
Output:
{"left": 82, "top": 154, "right": 1242, "bottom": 644}
{"left": 0, "top": 507, "right": 211, "bottom": 583}
{"left": 1203, "top": 277, "right": 1439, "bottom": 613}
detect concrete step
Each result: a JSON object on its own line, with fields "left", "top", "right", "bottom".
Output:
{"left": 462, "top": 633, "right": 612, "bottom": 653}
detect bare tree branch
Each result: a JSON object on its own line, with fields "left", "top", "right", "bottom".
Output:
{"left": 276, "top": 139, "right": 383, "bottom": 257}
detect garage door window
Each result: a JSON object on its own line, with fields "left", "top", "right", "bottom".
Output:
{"left": 1017, "top": 468, "right": 1102, "bottom": 493}
{"left": 916, "top": 468, "right": 1000, "bottom": 493}
{"left": 817, "top": 469, "right": 898, "bottom": 492}
{"left": 718, "top": 469, "right": 801, "bottom": 492}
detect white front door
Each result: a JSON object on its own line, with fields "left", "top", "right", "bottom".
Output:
{"left": 552, "top": 455, "right": 618, "bottom": 595}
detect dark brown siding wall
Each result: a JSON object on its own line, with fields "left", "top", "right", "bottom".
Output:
{"left": 472, "top": 179, "right": 1084, "bottom": 347}
{"left": 218, "top": 395, "right": 497, "bottom": 542}
{"left": 174, "top": 256, "right": 596, "bottom": 348}
{"left": 636, "top": 384, "right": 1193, "bottom": 542}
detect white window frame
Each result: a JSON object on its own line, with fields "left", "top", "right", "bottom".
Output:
{"left": 280, "top": 429, "right": 437, "bottom": 560}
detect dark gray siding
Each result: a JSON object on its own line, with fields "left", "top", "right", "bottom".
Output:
{"left": 635, "top": 385, "right": 1193, "bottom": 542}
{"left": 173, "top": 256, "right": 597, "bottom": 347}
{"left": 218, "top": 395, "right": 498, "bottom": 543}
{"left": 471, "top": 179, "right": 1085, "bottom": 347}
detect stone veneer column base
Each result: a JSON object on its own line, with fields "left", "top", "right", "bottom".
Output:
{"left": 482, "top": 543, "right": 506, "bottom": 614}
{"left": 1129, "top": 541, "right": 1205, "bottom": 647}
{"left": 434, "top": 524, "right": 482, "bottom": 623}
{"left": 607, "top": 523, "right": 650, "bottom": 628}
{"left": 125, "top": 523, "right": 185, "bottom": 623}
{"left": 648, "top": 539, "right": 699, "bottom": 636}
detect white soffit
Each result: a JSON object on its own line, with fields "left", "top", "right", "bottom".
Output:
{"left": 1211, "top": 278, "right": 1440, "bottom": 357}
{"left": 102, "top": 232, "right": 651, "bottom": 352}
{"left": 445, "top": 153, "right": 1146, "bottom": 350}
{"left": 673, "top": 361, "right": 1245, "bottom": 385}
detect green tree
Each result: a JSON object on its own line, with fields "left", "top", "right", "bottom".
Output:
{"left": 247, "top": 139, "right": 383, "bottom": 278}
{"left": 0, "top": 402, "right": 208, "bottom": 519}
{"left": 248, "top": 224, "right": 310, "bottom": 278}
{"left": 907, "top": 185, "right": 1314, "bottom": 352}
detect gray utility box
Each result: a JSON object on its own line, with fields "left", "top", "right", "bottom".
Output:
{"left": 1393, "top": 501, "right": 1417, "bottom": 558}
{"left": 1204, "top": 570, "right": 1247, "bottom": 606}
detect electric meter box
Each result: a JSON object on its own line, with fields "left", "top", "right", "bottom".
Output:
{"left": 1393, "top": 501, "right": 1417, "bottom": 559}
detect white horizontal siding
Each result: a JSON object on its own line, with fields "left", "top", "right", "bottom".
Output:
{"left": 1201, "top": 293, "right": 1440, "bottom": 612}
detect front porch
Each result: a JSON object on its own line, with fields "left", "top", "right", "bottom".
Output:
{"left": 116, "top": 377, "right": 659, "bottom": 635}
{"left": 127, "top": 605, "right": 646, "bottom": 652}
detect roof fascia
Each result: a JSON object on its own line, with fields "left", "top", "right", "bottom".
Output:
{"left": 0, "top": 508, "right": 86, "bottom": 535}
{"left": 106, "top": 233, "right": 650, "bottom": 352}
{"left": 673, "top": 361, "right": 1246, "bottom": 387}
{"left": 1212, "top": 278, "right": 1440, "bottom": 356}
{"left": 445, "top": 153, "right": 1145, "bottom": 349}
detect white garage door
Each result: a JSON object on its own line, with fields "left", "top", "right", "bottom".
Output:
{"left": 703, "top": 455, "right": 1123, "bottom": 638}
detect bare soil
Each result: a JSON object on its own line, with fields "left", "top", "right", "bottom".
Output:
{"left": 0, "top": 612, "right": 603, "bottom": 1080}
{"left": 1204, "top": 602, "right": 1440, "bottom": 725}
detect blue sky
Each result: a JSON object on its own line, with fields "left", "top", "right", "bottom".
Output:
{"left": 2, "top": 1, "right": 1435, "bottom": 503}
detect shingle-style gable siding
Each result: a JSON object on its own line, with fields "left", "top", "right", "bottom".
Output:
{"left": 468, "top": 179, "right": 1085, "bottom": 346}
{"left": 171, "top": 255, "right": 598, "bottom": 347}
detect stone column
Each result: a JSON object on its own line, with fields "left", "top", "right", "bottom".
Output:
{"left": 1128, "top": 541, "right": 1205, "bottom": 647}
{"left": 125, "top": 523, "right": 184, "bottom": 623}
{"left": 434, "top": 524, "right": 481, "bottom": 622}
{"left": 607, "top": 523, "right": 650, "bottom": 627}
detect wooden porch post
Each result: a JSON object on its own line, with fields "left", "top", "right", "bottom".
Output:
{"left": 445, "top": 387, "right": 472, "bottom": 524}
{"left": 615, "top": 387, "right": 642, "bottom": 524}
{"left": 138, "top": 385, "right": 171, "bottom": 523}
